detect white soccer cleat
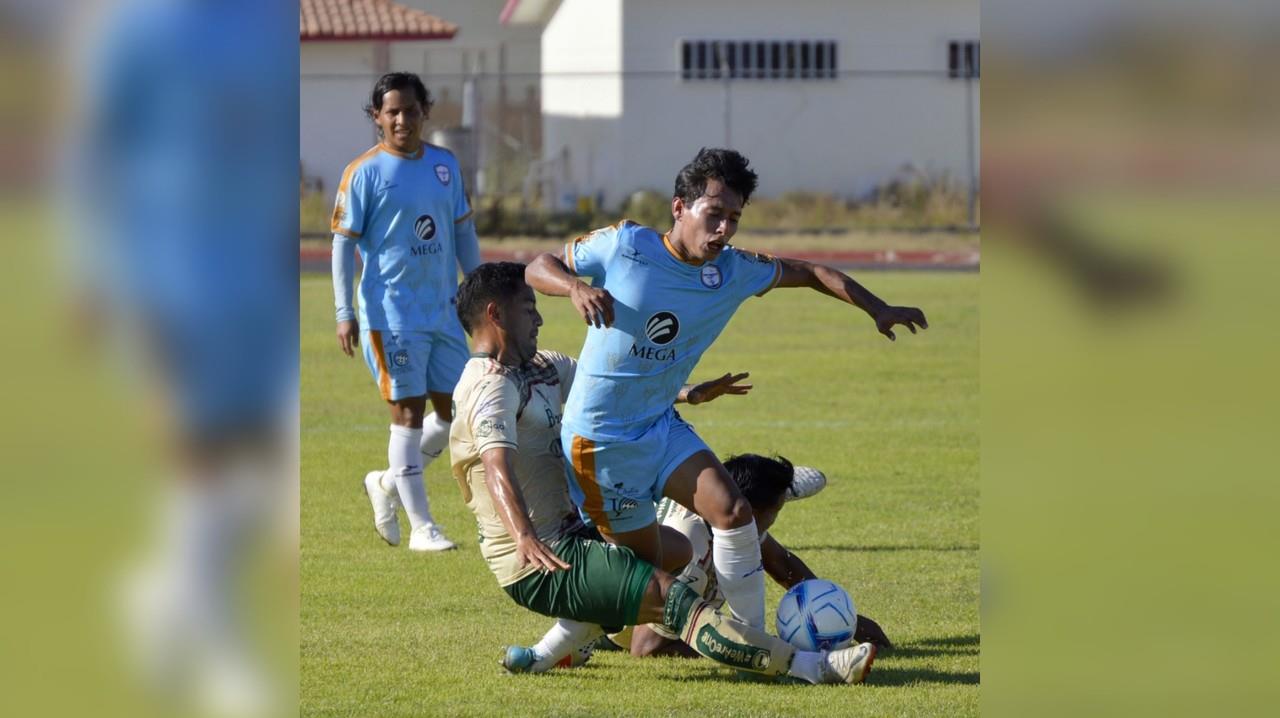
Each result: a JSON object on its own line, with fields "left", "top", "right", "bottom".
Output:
{"left": 408, "top": 523, "right": 457, "bottom": 552}
{"left": 363, "top": 471, "right": 401, "bottom": 546}
{"left": 786, "top": 466, "right": 828, "bottom": 502}
{"left": 821, "top": 642, "right": 877, "bottom": 685}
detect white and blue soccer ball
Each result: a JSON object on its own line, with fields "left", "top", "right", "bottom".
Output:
{"left": 775, "top": 578, "right": 858, "bottom": 652}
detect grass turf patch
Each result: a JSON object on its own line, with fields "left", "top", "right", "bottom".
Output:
{"left": 301, "top": 271, "right": 978, "bottom": 716}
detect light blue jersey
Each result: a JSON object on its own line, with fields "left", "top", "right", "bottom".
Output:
{"left": 562, "top": 221, "right": 781, "bottom": 441}
{"left": 332, "top": 143, "right": 473, "bottom": 332}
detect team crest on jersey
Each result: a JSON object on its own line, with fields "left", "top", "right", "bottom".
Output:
{"left": 700, "top": 264, "right": 723, "bottom": 289}
{"left": 645, "top": 311, "right": 680, "bottom": 345}
{"left": 391, "top": 350, "right": 410, "bottom": 368}
{"left": 414, "top": 214, "right": 437, "bottom": 241}
{"left": 434, "top": 164, "right": 451, "bottom": 185}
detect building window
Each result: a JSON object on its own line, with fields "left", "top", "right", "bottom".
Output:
{"left": 949, "top": 40, "right": 980, "bottom": 79}
{"left": 679, "top": 39, "right": 838, "bottom": 81}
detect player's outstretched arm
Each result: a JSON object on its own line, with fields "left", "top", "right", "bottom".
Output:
{"left": 676, "top": 372, "right": 753, "bottom": 405}
{"left": 525, "top": 253, "right": 615, "bottom": 328}
{"left": 760, "top": 534, "right": 818, "bottom": 589}
{"left": 480, "top": 446, "right": 571, "bottom": 573}
{"left": 775, "top": 257, "right": 928, "bottom": 341}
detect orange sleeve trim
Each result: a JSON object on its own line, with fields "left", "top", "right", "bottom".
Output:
{"left": 565, "top": 239, "right": 582, "bottom": 272}
{"left": 368, "top": 330, "right": 392, "bottom": 401}
{"left": 755, "top": 258, "right": 783, "bottom": 297}
{"left": 571, "top": 436, "right": 611, "bottom": 537}
{"left": 332, "top": 146, "right": 380, "bottom": 234}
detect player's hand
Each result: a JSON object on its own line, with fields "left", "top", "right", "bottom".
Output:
{"left": 686, "top": 372, "right": 753, "bottom": 405}
{"left": 569, "top": 282, "right": 615, "bottom": 328}
{"left": 873, "top": 305, "right": 928, "bottom": 341}
{"left": 853, "top": 613, "right": 893, "bottom": 650}
{"left": 337, "top": 319, "right": 360, "bottom": 357}
{"left": 516, "top": 535, "right": 571, "bottom": 573}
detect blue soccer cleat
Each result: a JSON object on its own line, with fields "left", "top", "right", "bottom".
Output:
{"left": 501, "top": 645, "right": 538, "bottom": 674}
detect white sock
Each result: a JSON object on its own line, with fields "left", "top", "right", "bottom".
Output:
{"left": 389, "top": 424, "right": 433, "bottom": 531}
{"left": 530, "top": 619, "right": 604, "bottom": 672}
{"left": 711, "top": 521, "right": 766, "bottom": 628}
{"left": 419, "top": 413, "right": 451, "bottom": 465}
{"left": 787, "top": 651, "right": 825, "bottom": 684}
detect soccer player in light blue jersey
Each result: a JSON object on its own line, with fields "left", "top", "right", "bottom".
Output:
{"left": 526, "top": 148, "right": 927, "bottom": 629}
{"left": 332, "top": 73, "right": 482, "bottom": 552}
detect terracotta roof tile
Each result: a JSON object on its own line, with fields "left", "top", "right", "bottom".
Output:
{"left": 300, "top": 0, "right": 457, "bottom": 42}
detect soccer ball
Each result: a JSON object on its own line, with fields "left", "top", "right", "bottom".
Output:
{"left": 775, "top": 578, "right": 857, "bottom": 652}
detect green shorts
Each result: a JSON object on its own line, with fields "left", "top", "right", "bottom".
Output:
{"left": 503, "top": 533, "right": 655, "bottom": 630}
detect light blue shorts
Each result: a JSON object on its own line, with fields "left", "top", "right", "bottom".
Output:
{"left": 561, "top": 408, "right": 710, "bottom": 535}
{"left": 362, "top": 328, "right": 469, "bottom": 401}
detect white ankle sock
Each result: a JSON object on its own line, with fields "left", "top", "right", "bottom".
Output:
{"left": 419, "top": 413, "right": 451, "bottom": 464}
{"left": 388, "top": 424, "right": 432, "bottom": 531}
{"left": 711, "top": 521, "right": 766, "bottom": 628}
{"left": 787, "top": 650, "right": 824, "bottom": 684}
{"left": 531, "top": 619, "right": 603, "bottom": 672}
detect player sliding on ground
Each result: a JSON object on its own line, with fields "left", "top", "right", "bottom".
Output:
{"left": 516, "top": 454, "right": 892, "bottom": 667}
{"left": 448, "top": 263, "right": 877, "bottom": 684}
{"left": 525, "top": 148, "right": 928, "bottom": 630}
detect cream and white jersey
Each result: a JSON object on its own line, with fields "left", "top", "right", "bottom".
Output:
{"left": 450, "top": 350, "right": 578, "bottom": 586}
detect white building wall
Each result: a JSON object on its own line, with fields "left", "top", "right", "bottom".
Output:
{"left": 544, "top": 0, "right": 979, "bottom": 208}
{"left": 540, "top": 0, "right": 624, "bottom": 210}
{"left": 300, "top": 43, "right": 381, "bottom": 200}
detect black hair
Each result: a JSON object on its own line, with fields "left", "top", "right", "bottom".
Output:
{"left": 673, "top": 147, "right": 759, "bottom": 206}
{"left": 364, "top": 72, "right": 433, "bottom": 116}
{"left": 455, "top": 262, "right": 528, "bottom": 335}
{"left": 723, "top": 453, "right": 794, "bottom": 510}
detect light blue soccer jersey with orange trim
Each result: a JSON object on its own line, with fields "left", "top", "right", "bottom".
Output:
{"left": 331, "top": 143, "right": 473, "bottom": 332}
{"left": 562, "top": 221, "right": 782, "bottom": 441}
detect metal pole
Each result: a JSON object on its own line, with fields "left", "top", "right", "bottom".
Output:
{"left": 717, "top": 43, "right": 732, "bottom": 148}
{"left": 965, "top": 74, "right": 977, "bottom": 228}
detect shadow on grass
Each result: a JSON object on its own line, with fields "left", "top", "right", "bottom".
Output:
{"left": 869, "top": 666, "right": 980, "bottom": 686}
{"left": 789, "top": 544, "right": 978, "bottom": 553}
{"left": 883, "top": 633, "right": 980, "bottom": 659}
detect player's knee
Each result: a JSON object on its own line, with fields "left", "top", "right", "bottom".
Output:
{"left": 707, "top": 495, "right": 755, "bottom": 530}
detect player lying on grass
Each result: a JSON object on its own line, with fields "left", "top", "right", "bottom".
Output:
{"left": 526, "top": 148, "right": 927, "bottom": 632}
{"left": 447, "top": 262, "right": 877, "bottom": 684}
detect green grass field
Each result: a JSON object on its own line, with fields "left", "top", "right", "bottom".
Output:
{"left": 301, "top": 270, "right": 978, "bottom": 717}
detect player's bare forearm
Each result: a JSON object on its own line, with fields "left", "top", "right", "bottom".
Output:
{"left": 776, "top": 257, "right": 928, "bottom": 341}
{"left": 525, "top": 253, "right": 580, "bottom": 297}
{"left": 526, "top": 253, "right": 616, "bottom": 328}
{"left": 676, "top": 372, "right": 752, "bottom": 405}
{"left": 480, "top": 448, "right": 540, "bottom": 544}
{"left": 481, "top": 447, "right": 571, "bottom": 571}
{"left": 777, "top": 257, "right": 885, "bottom": 316}
{"left": 761, "top": 534, "right": 817, "bottom": 588}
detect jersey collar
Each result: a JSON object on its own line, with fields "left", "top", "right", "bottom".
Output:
{"left": 378, "top": 142, "right": 424, "bottom": 160}
{"left": 662, "top": 233, "right": 706, "bottom": 267}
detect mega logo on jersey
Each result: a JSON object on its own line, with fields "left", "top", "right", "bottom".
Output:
{"left": 414, "top": 214, "right": 437, "bottom": 240}
{"left": 629, "top": 311, "right": 681, "bottom": 362}
{"left": 645, "top": 312, "right": 680, "bottom": 345}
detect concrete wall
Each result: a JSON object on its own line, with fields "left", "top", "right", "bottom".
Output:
{"left": 299, "top": 42, "right": 381, "bottom": 199}
{"left": 542, "top": 0, "right": 979, "bottom": 209}
{"left": 540, "top": 0, "right": 624, "bottom": 210}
